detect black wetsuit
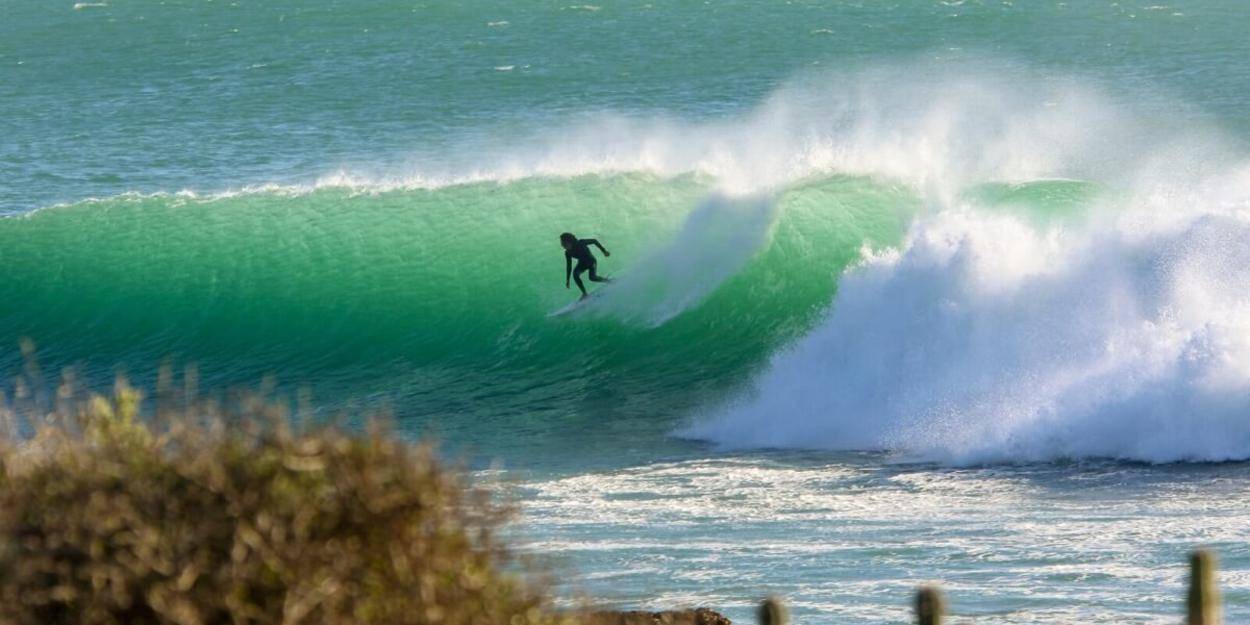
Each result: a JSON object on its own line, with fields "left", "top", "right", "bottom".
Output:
{"left": 566, "top": 238, "right": 608, "bottom": 295}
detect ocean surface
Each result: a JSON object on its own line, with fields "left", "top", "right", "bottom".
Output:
{"left": 5, "top": 1, "right": 1250, "bottom": 622}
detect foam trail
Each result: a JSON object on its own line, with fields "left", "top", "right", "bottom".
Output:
{"left": 583, "top": 194, "right": 780, "bottom": 326}
{"left": 684, "top": 193, "right": 1250, "bottom": 464}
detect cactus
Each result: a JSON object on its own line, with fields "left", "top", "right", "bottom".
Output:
{"left": 758, "top": 596, "right": 788, "bottom": 625}
{"left": 1188, "top": 550, "right": 1221, "bottom": 625}
{"left": 915, "top": 586, "right": 944, "bottom": 625}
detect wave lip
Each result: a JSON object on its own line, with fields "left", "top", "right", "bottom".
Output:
{"left": 22, "top": 60, "right": 1212, "bottom": 214}
{"left": 255, "top": 61, "right": 1172, "bottom": 201}
{"left": 684, "top": 203, "right": 1250, "bottom": 465}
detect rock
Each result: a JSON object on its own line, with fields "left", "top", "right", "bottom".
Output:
{"left": 585, "top": 608, "right": 731, "bottom": 625}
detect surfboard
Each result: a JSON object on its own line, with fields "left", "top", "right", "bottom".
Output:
{"left": 547, "top": 289, "right": 604, "bottom": 318}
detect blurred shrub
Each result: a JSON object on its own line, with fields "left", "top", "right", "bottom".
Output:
{"left": 0, "top": 365, "right": 559, "bottom": 625}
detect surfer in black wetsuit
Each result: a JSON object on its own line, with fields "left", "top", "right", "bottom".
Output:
{"left": 561, "top": 232, "right": 611, "bottom": 298}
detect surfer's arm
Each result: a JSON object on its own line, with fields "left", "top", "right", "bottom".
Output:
{"left": 565, "top": 255, "right": 572, "bottom": 287}
{"left": 587, "top": 238, "right": 611, "bottom": 257}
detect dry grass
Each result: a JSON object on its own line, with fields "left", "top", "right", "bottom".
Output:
{"left": 0, "top": 351, "right": 562, "bottom": 625}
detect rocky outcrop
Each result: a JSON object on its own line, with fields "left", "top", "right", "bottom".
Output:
{"left": 586, "top": 608, "right": 731, "bottom": 625}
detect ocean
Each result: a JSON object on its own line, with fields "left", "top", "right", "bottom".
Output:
{"left": 4, "top": 1, "right": 1250, "bottom": 622}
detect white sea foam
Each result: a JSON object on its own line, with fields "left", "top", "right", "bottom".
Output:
{"left": 512, "top": 457, "right": 1250, "bottom": 621}
{"left": 684, "top": 186, "right": 1250, "bottom": 463}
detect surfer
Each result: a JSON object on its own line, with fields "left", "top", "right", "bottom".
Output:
{"left": 561, "top": 232, "right": 611, "bottom": 299}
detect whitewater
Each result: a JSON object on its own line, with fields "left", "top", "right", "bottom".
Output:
{"left": 8, "top": 0, "right": 1250, "bottom": 622}
{"left": 683, "top": 68, "right": 1250, "bottom": 464}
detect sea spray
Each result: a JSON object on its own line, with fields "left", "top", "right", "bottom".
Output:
{"left": 181, "top": 62, "right": 1171, "bottom": 200}
{"left": 582, "top": 193, "right": 781, "bottom": 327}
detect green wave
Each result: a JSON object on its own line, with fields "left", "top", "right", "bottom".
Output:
{"left": 1, "top": 174, "right": 915, "bottom": 433}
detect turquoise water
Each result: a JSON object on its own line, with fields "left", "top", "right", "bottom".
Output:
{"left": 7, "top": 1, "right": 1250, "bottom": 622}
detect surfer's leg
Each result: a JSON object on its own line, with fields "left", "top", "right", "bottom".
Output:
{"left": 588, "top": 264, "right": 610, "bottom": 283}
{"left": 573, "top": 265, "right": 589, "bottom": 295}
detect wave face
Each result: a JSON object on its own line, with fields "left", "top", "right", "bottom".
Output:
{"left": 0, "top": 173, "right": 910, "bottom": 432}
{"left": 8, "top": 65, "right": 1250, "bottom": 464}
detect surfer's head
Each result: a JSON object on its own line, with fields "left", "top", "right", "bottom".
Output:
{"left": 559, "top": 232, "right": 576, "bottom": 250}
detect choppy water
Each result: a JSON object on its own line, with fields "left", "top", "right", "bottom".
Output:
{"left": 6, "top": 1, "right": 1250, "bottom": 622}
{"left": 517, "top": 456, "right": 1250, "bottom": 625}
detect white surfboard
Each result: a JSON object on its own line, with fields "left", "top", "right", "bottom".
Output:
{"left": 547, "top": 289, "right": 604, "bottom": 318}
